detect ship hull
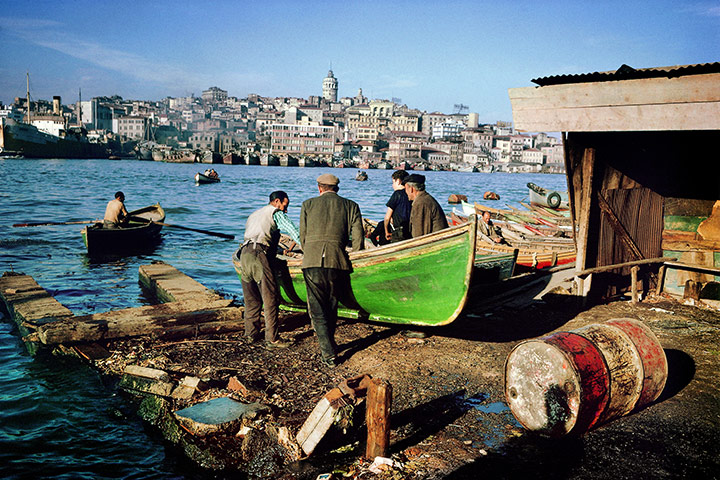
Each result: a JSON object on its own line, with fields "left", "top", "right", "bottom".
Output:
{"left": 0, "top": 118, "right": 108, "bottom": 159}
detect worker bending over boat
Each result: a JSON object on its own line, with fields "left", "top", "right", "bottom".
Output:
{"left": 103, "top": 191, "right": 128, "bottom": 229}
{"left": 404, "top": 174, "right": 448, "bottom": 237}
{"left": 300, "top": 173, "right": 364, "bottom": 368}
{"left": 369, "top": 170, "right": 411, "bottom": 246}
{"left": 239, "top": 190, "right": 300, "bottom": 349}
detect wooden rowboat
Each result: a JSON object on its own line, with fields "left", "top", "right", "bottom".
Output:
{"left": 195, "top": 172, "right": 220, "bottom": 184}
{"left": 233, "top": 215, "right": 494, "bottom": 327}
{"left": 81, "top": 204, "right": 165, "bottom": 255}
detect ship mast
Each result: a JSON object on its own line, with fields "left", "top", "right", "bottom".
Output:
{"left": 26, "top": 72, "right": 31, "bottom": 124}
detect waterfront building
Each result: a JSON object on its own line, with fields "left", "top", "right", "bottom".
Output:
{"left": 189, "top": 132, "right": 219, "bottom": 151}
{"left": 113, "top": 116, "right": 147, "bottom": 140}
{"left": 269, "top": 123, "right": 335, "bottom": 157}
{"left": 521, "top": 147, "right": 543, "bottom": 164}
{"left": 322, "top": 70, "right": 338, "bottom": 102}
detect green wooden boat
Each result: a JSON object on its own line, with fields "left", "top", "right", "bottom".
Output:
{"left": 233, "top": 215, "right": 512, "bottom": 327}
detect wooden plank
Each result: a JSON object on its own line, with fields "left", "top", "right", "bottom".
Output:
{"left": 30, "top": 302, "right": 242, "bottom": 345}
{"left": 366, "top": 379, "right": 392, "bottom": 459}
{"left": 656, "top": 265, "right": 666, "bottom": 295}
{"left": 511, "top": 103, "right": 720, "bottom": 132}
{"left": 509, "top": 73, "right": 720, "bottom": 132}
{"left": 574, "top": 148, "right": 595, "bottom": 298}
{"left": 631, "top": 266, "right": 640, "bottom": 303}
{"left": 571, "top": 256, "right": 675, "bottom": 279}
{"left": 597, "top": 191, "right": 644, "bottom": 261}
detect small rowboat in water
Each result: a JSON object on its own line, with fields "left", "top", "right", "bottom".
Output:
{"left": 81, "top": 204, "right": 165, "bottom": 254}
{"left": 233, "top": 215, "right": 501, "bottom": 327}
{"left": 195, "top": 172, "right": 220, "bottom": 184}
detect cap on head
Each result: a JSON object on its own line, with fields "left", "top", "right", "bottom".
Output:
{"left": 316, "top": 173, "right": 340, "bottom": 186}
{"left": 403, "top": 174, "right": 426, "bottom": 185}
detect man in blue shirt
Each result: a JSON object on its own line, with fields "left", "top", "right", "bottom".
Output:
{"left": 239, "top": 191, "right": 300, "bottom": 348}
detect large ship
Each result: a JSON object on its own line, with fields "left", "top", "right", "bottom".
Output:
{"left": 0, "top": 117, "right": 109, "bottom": 159}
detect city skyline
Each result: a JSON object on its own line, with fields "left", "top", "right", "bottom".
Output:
{"left": 1, "top": 0, "right": 718, "bottom": 124}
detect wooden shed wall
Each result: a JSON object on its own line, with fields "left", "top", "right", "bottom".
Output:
{"left": 565, "top": 131, "right": 720, "bottom": 299}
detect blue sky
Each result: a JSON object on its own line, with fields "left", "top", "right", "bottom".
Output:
{"left": 1, "top": 0, "right": 718, "bottom": 123}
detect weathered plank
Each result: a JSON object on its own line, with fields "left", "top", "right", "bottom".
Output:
{"left": 365, "top": 379, "right": 392, "bottom": 459}
{"left": 509, "top": 73, "right": 720, "bottom": 132}
{"left": 30, "top": 302, "right": 242, "bottom": 345}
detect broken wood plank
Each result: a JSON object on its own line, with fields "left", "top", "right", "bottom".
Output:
{"left": 296, "top": 388, "right": 347, "bottom": 456}
{"left": 0, "top": 273, "right": 73, "bottom": 326}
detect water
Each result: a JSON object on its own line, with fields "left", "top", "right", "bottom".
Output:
{"left": 0, "top": 159, "right": 566, "bottom": 478}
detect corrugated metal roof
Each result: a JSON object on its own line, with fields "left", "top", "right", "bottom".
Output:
{"left": 531, "top": 62, "right": 720, "bottom": 86}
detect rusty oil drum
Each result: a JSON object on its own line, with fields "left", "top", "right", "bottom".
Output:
{"left": 504, "top": 318, "right": 667, "bottom": 436}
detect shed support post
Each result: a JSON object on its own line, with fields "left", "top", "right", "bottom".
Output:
{"left": 366, "top": 379, "right": 392, "bottom": 459}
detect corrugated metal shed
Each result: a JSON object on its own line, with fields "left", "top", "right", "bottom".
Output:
{"left": 531, "top": 62, "right": 720, "bottom": 86}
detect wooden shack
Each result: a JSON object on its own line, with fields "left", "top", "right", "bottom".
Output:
{"left": 509, "top": 63, "right": 720, "bottom": 303}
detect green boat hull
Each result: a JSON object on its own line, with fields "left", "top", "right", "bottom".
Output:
{"left": 234, "top": 216, "right": 513, "bottom": 327}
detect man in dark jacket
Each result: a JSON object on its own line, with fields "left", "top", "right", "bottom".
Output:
{"left": 404, "top": 174, "right": 448, "bottom": 237}
{"left": 300, "top": 173, "right": 364, "bottom": 367}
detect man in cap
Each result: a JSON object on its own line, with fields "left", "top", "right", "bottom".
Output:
{"left": 300, "top": 173, "right": 364, "bottom": 367}
{"left": 240, "top": 191, "right": 300, "bottom": 348}
{"left": 404, "top": 174, "right": 448, "bottom": 237}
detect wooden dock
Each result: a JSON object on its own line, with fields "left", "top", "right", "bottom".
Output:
{"left": 0, "top": 262, "right": 243, "bottom": 355}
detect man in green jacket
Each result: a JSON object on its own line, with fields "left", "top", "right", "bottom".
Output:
{"left": 300, "top": 173, "right": 364, "bottom": 367}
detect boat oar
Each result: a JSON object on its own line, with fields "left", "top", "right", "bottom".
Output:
{"left": 127, "top": 216, "right": 235, "bottom": 240}
{"left": 13, "top": 220, "right": 99, "bottom": 227}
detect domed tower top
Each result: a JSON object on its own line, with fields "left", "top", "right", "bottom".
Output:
{"left": 323, "top": 69, "right": 338, "bottom": 102}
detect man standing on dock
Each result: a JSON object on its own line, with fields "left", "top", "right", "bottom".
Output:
{"left": 240, "top": 191, "right": 300, "bottom": 348}
{"left": 104, "top": 191, "right": 128, "bottom": 228}
{"left": 404, "top": 174, "right": 448, "bottom": 237}
{"left": 300, "top": 173, "right": 364, "bottom": 367}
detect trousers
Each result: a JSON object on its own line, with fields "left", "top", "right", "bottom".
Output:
{"left": 240, "top": 244, "right": 279, "bottom": 342}
{"left": 302, "top": 267, "right": 351, "bottom": 361}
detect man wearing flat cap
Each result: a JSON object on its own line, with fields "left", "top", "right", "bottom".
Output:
{"left": 404, "top": 174, "right": 448, "bottom": 237}
{"left": 300, "top": 173, "right": 364, "bottom": 367}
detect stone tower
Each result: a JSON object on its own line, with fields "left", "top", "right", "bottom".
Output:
{"left": 322, "top": 69, "right": 338, "bottom": 102}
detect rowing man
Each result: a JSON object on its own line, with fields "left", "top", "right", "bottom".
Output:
{"left": 104, "top": 191, "right": 128, "bottom": 229}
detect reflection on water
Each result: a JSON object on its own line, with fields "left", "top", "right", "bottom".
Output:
{"left": 0, "top": 158, "right": 567, "bottom": 478}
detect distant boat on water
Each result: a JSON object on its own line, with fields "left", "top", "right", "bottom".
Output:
{"left": 0, "top": 118, "right": 108, "bottom": 159}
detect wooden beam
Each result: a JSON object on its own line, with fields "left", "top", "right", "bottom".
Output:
{"left": 570, "top": 256, "right": 676, "bottom": 279}
{"left": 656, "top": 265, "right": 666, "bottom": 295}
{"left": 366, "top": 379, "right": 392, "bottom": 459}
{"left": 574, "top": 148, "right": 595, "bottom": 298}
{"left": 664, "top": 261, "right": 720, "bottom": 276}
{"left": 596, "top": 191, "right": 644, "bottom": 261}
{"left": 631, "top": 266, "right": 640, "bottom": 302}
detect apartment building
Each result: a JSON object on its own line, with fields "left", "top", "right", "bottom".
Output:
{"left": 269, "top": 123, "right": 335, "bottom": 157}
{"left": 113, "top": 116, "right": 146, "bottom": 140}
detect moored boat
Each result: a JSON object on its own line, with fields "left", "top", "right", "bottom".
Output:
{"left": 233, "top": 216, "right": 481, "bottom": 326}
{"left": 355, "top": 170, "right": 368, "bottom": 181}
{"left": 527, "top": 182, "right": 569, "bottom": 209}
{"left": 81, "top": 204, "right": 165, "bottom": 255}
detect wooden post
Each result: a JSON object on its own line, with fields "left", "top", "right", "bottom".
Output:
{"left": 574, "top": 147, "right": 595, "bottom": 303}
{"left": 655, "top": 265, "right": 666, "bottom": 295}
{"left": 366, "top": 379, "right": 392, "bottom": 459}
{"left": 631, "top": 266, "right": 639, "bottom": 303}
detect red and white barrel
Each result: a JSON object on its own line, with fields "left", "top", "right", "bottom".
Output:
{"left": 504, "top": 318, "right": 667, "bottom": 436}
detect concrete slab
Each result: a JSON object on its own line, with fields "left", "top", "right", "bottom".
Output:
{"left": 139, "top": 263, "right": 226, "bottom": 304}
{"left": 174, "top": 396, "right": 270, "bottom": 436}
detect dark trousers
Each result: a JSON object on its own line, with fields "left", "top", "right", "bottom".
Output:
{"left": 240, "top": 244, "right": 279, "bottom": 342}
{"left": 302, "top": 267, "right": 350, "bottom": 361}
{"left": 369, "top": 220, "right": 391, "bottom": 246}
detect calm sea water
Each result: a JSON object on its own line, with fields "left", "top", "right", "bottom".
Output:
{"left": 0, "top": 159, "right": 566, "bottom": 478}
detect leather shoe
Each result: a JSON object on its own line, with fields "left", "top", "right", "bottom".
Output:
{"left": 265, "top": 339, "right": 292, "bottom": 349}
{"left": 322, "top": 357, "right": 337, "bottom": 368}
{"left": 244, "top": 335, "right": 261, "bottom": 345}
